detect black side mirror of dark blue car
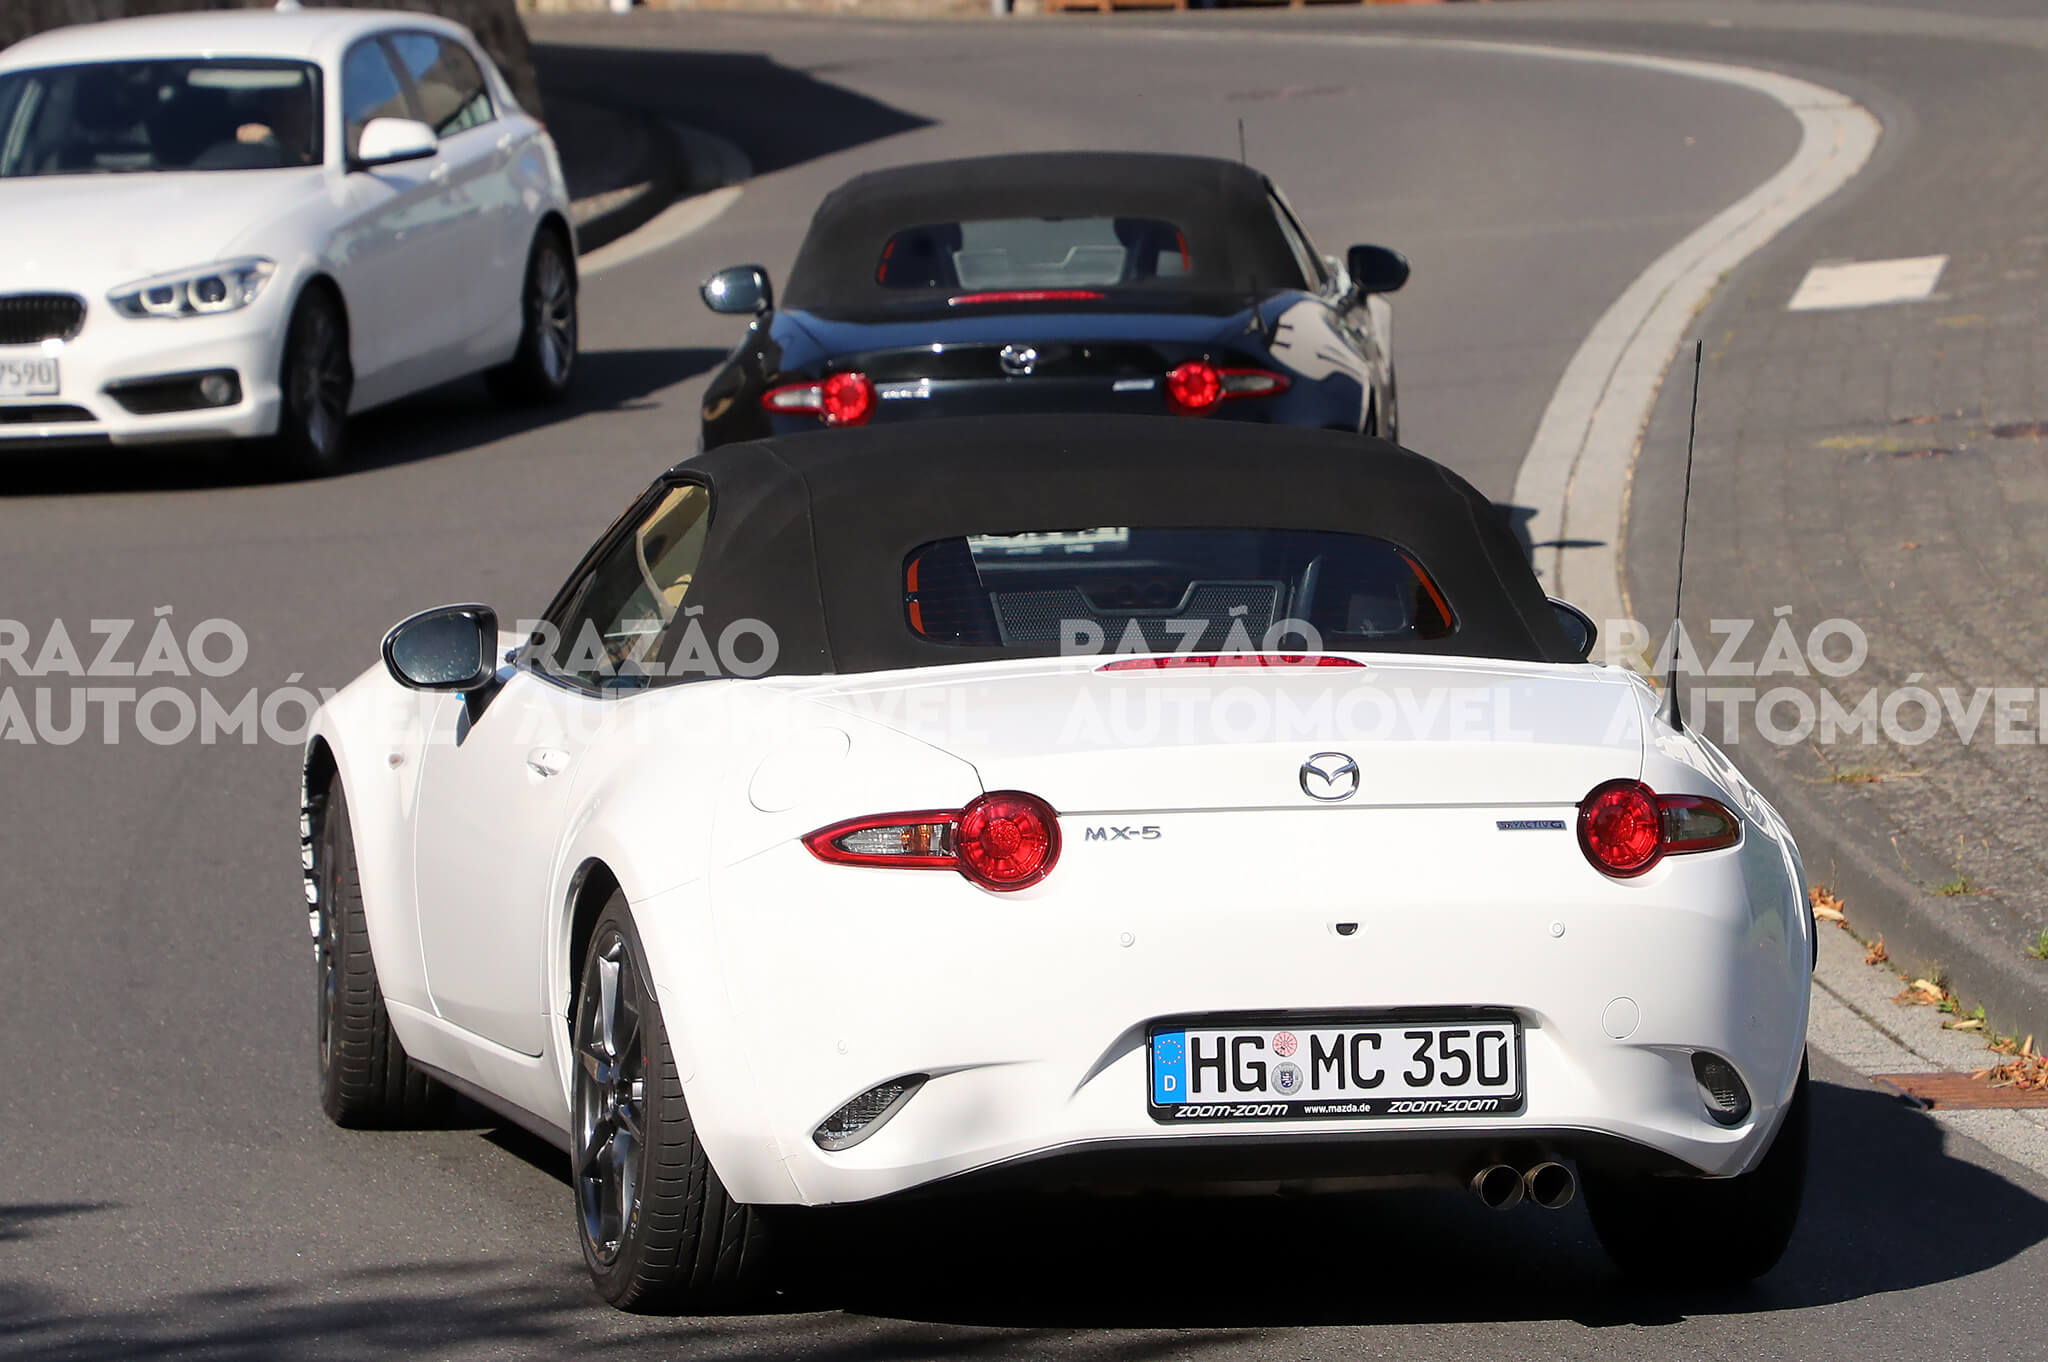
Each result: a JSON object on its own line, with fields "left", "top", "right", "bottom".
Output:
{"left": 702, "top": 265, "right": 773, "bottom": 315}
{"left": 1347, "top": 244, "right": 1410, "bottom": 297}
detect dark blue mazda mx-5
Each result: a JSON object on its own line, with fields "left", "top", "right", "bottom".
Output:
{"left": 695, "top": 151, "right": 1408, "bottom": 450}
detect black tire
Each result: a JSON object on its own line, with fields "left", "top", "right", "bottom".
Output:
{"left": 273, "top": 284, "right": 353, "bottom": 478}
{"left": 1583, "top": 1054, "right": 1810, "bottom": 1287}
{"left": 487, "top": 225, "right": 578, "bottom": 406}
{"left": 312, "top": 782, "right": 435, "bottom": 1127}
{"left": 572, "top": 895, "right": 769, "bottom": 1312}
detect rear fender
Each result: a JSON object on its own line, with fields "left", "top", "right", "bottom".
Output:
{"left": 1641, "top": 723, "right": 1812, "bottom": 1109}
{"left": 539, "top": 688, "right": 983, "bottom": 1194}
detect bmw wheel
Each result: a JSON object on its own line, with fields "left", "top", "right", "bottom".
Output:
{"left": 572, "top": 894, "right": 769, "bottom": 1311}
{"left": 274, "top": 285, "right": 353, "bottom": 478}
{"left": 488, "top": 226, "right": 578, "bottom": 406}
{"left": 1582, "top": 1053, "right": 1810, "bottom": 1286}
{"left": 311, "top": 781, "right": 435, "bottom": 1126}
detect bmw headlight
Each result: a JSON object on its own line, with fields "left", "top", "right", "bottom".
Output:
{"left": 109, "top": 258, "right": 277, "bottom": 319}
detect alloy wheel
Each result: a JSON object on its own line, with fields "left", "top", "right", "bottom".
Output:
{"left": 313, "top": 803, "right": 341, "bottom": 1072}
{"left": 574, "top": 929, "right": 647, "bottom": 1265}
{"left": 290, "top": 304, "right": 348, "bottom": 458}
{"left": 535, "top": 243, "right": 577, "bottom": 388}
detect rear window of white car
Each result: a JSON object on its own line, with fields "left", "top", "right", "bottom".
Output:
{"left": 904, "top": 527, "right": 1455, "bottom": 650}
{"left": 0, "top": 59, "right": 322, "bottom": 176}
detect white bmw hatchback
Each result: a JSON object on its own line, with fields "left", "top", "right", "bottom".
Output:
{"left": 304, "top": 417, "right": 1815, "bottom": 1310}
{"left": 0, "top": 6, "right": 577, "bottom": 474}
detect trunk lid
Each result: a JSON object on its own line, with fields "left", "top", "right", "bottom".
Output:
{"left": 783, "top": 303, "right": 1268, "bottom": 420}
{"left": 792, "top": 657, "right": 1647, "bottom": 814}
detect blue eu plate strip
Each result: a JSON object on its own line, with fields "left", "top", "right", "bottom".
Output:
{"left": 1151, "top": 1031, "right": 1187, "bottom": 1105}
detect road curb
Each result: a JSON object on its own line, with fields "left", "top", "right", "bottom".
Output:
{"left": 567, "top": 108, "right": 683, "bottom": 256}
{"left": 1755, "top": 758, "right": 2048, "bottom": 1056}
{"left": 577, "top": 124, "right": 752, "bottom": 278}
{"left": 563, "top": 97, "right": 753, "bottom": 258}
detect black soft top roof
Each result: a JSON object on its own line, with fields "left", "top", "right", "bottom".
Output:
{"left": 660, "top": 416, "right": 1577, "bottom": 677}
{"left": 780, "top": 152, "right": 1309, "bottom": 315}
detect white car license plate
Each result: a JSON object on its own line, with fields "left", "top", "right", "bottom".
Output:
{"left": 0, "top": 356, "right": 60, "bottom": 399}
{"left": 1149, "top": 1016, "right": 1523, "bottom": 1121}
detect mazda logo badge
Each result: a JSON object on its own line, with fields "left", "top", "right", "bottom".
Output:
{"left": 1299, "top": 752, "right": 1360, "bottom": 802}
{"left": 999, "top": 344, "right": 1038, "bottom": 377}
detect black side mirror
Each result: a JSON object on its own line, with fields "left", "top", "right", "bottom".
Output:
{"left": 702, "top": 265, "right": 773, "bottom": 315}
{"left": 1548, "top": 598, "right": 1598, "bottom": 662}
{"left": 1347, "top": 244, "right": 1410, "bottom": 296}
{"left": 382, "top": 604, "right": 498, "bottom": 692}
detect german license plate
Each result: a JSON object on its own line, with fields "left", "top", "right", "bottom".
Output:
{"left": 1149, "top": 1016, "right": 1523, "bottom": 1121}
{"left": 0, "top": 357, "right": 59, "bottom": 399}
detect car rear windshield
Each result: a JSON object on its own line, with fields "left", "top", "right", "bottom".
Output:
{"left": 0, "top": 59, "right": 323, "bottom": 176}
{"left": 904, "top": 527, "right": 1456, "bottom": 652}
{"left": 876, "top": 217, "right": 1191, "bottom": 292}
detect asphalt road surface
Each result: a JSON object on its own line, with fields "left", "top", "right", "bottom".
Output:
{"left": 4, "top": 8, "right": 2045, "bottom": 1360}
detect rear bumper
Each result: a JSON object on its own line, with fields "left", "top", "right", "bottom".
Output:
{"left": 635, "top": 805, "right": 1812, "bottom": 1207}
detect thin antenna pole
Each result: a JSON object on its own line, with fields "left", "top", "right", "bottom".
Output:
{"left": 1668, "top": 340, "right": 1703, "bottom": 729}
{"left": 1237, "top": 118, "right": 1247, "bottom": 165}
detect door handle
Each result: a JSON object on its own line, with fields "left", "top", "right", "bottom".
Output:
{"left": 526, "top": 747, "right": 571, "bottom": 778}
{"left": 429, "top": 162, "right": 451, "bottom": 183}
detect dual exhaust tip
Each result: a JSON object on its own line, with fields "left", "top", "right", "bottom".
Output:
{"left": 1470, "top": 1161, "right": 1575, "bottom": 1211}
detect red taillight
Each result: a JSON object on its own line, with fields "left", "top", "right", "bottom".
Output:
{"left": 821, "top": 371, "right": 874, "bottom": 426}
{"left": 1579, "top": 780, "right": 1662, "bottom": 877}
{"left": 1577, "top": 779, "right": 1740, "bottom": 878}
{"left": 802, "top": 791, "right": 1061, "bottom": 892}
{"left": 1097, "top": 654, "right": 1365, "bottom": 671}
{"left": 955, "top": 792, "right": 1060, "bottom": 889}
{"left": 947, "top": 289, "right": 1104, "bottom": 306}
{"left": 1166, "top": 360, "right": 1224, "bottom": 415}
{"left": 1164, "top": 362, "right": 1290, "bottom": 416}
{"left": 760, "top": 372, "right": 875, "bottom": 427}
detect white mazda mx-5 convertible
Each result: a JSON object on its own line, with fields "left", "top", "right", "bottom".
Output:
{"left": 302, "top": 416, "right": 1813, "bottom": 1310}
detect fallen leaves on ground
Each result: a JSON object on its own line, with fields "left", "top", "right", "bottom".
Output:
{"left": 1896, "top": 978, "right": 1949, "bottom": 1006}
{"left": 1973, "top": 1037, "right": 2048, "bottom": 1091}
{"left": 1824, "top": 886, "right": 2048, "bottom": 1093}
{"left": 1811, "top": 885, "right": 1850, "bottom": 927}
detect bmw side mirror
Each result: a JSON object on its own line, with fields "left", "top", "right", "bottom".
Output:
{"left": 1548, "top": 598, "right": 1598, "bottom": 662}
{"left": 702, "top": 264, "right": 772, "bottom": 315}
{"left": 1347, "top": 244, "right": 1410, "bottom": 296}
{"left": 352, "top": 117, "right": 439, "bottom": 171}
{"left": 382, "top": 604, "right": 498, "bottom": 691}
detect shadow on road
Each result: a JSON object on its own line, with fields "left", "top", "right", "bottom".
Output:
{"left": 0, "top": 347, "right": 723, "bottom": 498}
{"left": 811, "top": 1077, "right": 2048, "bottom": 1328}
{"left": 533, "top": 45, "right": 931, "bottom": 177}
{"left": 3, "top": 1079, "right": 2043, "bottom": 1356}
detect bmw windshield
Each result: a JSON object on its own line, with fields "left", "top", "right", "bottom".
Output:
{"left": 0, "top": 59, "right": 323, "bottom": 177}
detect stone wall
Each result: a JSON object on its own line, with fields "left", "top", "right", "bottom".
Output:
{"left": 0, "top": 1, "right": 544, "bottom": 116}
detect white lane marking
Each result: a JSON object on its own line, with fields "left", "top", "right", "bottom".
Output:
{"left": 1487, "top": 49, "right": 1880, "bottom": 629}
{"left": 1788, "top": 254, "right": 1947, "bottom": 310}
{"left": 581, "top": 123, "right": 754, "bottom": 280}
{"left": 582, "top": 184, "right": 743, "bottom": 278}
{"left": 1111, "top": 28, "right": 1881, "bottom": 631}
